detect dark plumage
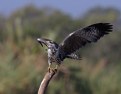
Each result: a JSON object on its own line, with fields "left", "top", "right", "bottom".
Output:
{"left": 37, "top": 23, "right": 113, "bottom": 70}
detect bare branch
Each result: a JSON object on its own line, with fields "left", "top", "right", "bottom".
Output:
{"left": 38, "top": 69, "right": 57, "bottom": 94}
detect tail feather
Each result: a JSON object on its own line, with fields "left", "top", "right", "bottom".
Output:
{"left": 66, "top": 53, "right": 81, "bottom": 60}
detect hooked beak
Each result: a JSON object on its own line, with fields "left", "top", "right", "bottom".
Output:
{"left": 37, "top": 38, "right": 47, "bottom": 47}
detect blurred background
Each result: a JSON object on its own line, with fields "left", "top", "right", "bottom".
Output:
{"left": 0, "top": 0, "right": 121, "bottom": 94}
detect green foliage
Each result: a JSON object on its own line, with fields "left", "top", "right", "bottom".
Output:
{"left": 0, "top": 5, "right": 121, "bottom": 94}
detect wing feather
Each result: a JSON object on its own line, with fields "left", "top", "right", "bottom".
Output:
{"left": 56, "top": 23, "right": 113, "bottom": 60}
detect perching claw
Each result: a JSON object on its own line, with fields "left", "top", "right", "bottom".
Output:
{"left": 54, "top": 65, "right": 59, "bottom": 71}
{"left": 48, "top": 64, "right": 59, "bottom": 73}
{"left": 48, "top": 64, "right": 52, "bottom": 73}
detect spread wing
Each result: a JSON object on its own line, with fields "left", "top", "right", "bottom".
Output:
{"left": 56, "top": 23, "right": 113, "bottom": 60}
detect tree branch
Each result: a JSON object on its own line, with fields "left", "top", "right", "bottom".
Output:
{"left": 38, "top": 69, "right": 57, "bottom": 94}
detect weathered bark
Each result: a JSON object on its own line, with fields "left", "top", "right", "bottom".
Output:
{"left": 38, "top": 69, "right": 57, "bottom": 94}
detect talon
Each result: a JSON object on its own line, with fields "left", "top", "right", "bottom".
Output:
{"left": 48, "top": 67, "right": 51, "bottom": 72}
{"left": 48, "top": 64, "right": 52, "bottom": 72}
{"left": 54, "top": 65, "right": 59, "bottom": 71}
{"left": 48, "top": 66, "right": 54, "bottom": 72}
{"left": 48, "top": 64, "right": 59, "bottom": 72}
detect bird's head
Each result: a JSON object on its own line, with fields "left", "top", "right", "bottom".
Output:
{"left": 37, "top": 38, "right": 58, "bottom": 48}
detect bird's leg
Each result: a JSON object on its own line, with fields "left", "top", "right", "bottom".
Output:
{"left": 48, "top": 58, "right": 52, "bottom": 72}
{"left": 48, "top": 58, "right": 60, "bottom": 72}
{"left": 48, "top": 65, "right": 50, "bottom": 72}
{"left": 54, "top": 64, "right": 59, "bottom": 71}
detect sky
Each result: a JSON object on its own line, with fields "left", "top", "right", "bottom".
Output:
{"left": 0, "top": 0, "right": 121, "bottom": 17}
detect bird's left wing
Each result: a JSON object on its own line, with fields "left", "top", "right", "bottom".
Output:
{"left": 56, "top": 23, "right": 113, "bottom": 60}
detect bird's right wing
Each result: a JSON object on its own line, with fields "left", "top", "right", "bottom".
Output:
{"left": 56, "top": 23, "right": 113, "bottom": 61}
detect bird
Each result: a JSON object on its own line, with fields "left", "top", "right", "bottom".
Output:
{"left": 37, "top": 23, "right": 113, "bottom": 71}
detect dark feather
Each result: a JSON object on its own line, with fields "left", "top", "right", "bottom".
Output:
{"left": 56, "top": 23, "right": 113, "bottom": 61}
{"left": 66, "top": 53, "right": 81, "bottom": 60}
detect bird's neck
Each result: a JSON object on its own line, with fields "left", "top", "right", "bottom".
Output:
{"left": 48, "top": 46, "right": 57, "bottom": 55}
{"left": 48, "top": 44, "right": 58, "bottom": 49}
